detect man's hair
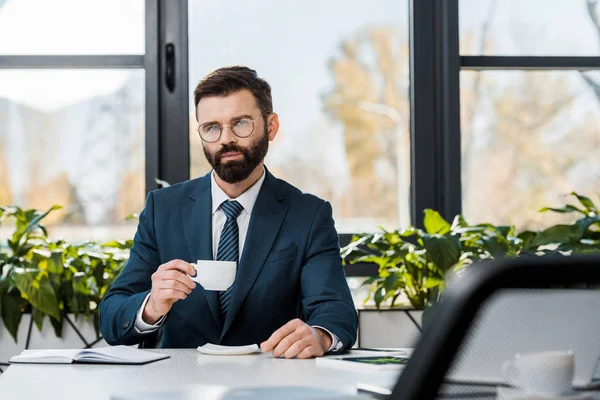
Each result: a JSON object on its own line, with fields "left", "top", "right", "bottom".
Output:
{"left": 193, "top": 66, "right": 273, "bottom": 117}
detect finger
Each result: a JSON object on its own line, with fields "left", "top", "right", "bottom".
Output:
{"left": 272, "top": 331, "right": 305, "bottom": 358}
{"left": 156, "top": 279, "right": 193, "bottom": 295}
{"left": 282, "top": 338, "right": 312, "bottom": 359}
{"left": 159, "top": 270, "right": 196, "bottom": 290}
{"left": 261, "top": 319, "right": 303, "bottom": 353}
{"left": 296, "top": 345, "right": 321, "bottom": 359}
{"left": 158, "top": 289, "right": 187, "bottom": 301}
{"left": 160, "top": 259, "right": 196, "bottom": 276}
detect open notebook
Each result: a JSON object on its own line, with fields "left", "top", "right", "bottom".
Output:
{"left": 9, "top": 345, "right": 169, "bottom": 365}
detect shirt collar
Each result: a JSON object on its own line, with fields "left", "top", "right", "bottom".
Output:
{"left": 211, "top": 167, "right": 266, "bottom": 216}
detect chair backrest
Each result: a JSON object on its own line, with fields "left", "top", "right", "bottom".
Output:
{"left": 389, "top": 255, "right": 600, "bottom": 400}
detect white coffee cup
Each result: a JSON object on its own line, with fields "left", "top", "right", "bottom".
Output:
{"left": 501, "top": 350, "right": 574, "bottom": 396}
{"left": 189, "top": 260, "right": 236, "bottom": 291}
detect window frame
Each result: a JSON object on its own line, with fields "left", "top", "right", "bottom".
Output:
{"left": 458, "top": 2, "right": 600, "bottom": 233}
{"left": 10, "top": 1, "right": 596, "bottom": 277}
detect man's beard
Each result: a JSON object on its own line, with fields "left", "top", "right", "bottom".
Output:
{"left": 203, "top": 129, "right": 269, "bottom": 184}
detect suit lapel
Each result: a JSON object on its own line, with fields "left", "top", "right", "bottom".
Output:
{"left": 221, "top": 171, "right": 288, "bottom": 340}
{"left": 182, "top": 174, "right": 223, "bottom": 330}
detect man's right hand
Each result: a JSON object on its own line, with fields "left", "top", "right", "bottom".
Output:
{"left": 142, "top": 259, "right": 197, "bottom": 324}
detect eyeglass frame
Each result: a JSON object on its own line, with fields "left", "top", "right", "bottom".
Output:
{"left": 196, "top": 112, "right": 270, "bottom": 143}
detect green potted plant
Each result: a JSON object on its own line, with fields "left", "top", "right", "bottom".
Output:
{"left": 342, "top": 192, "right": 600, "bottom": 347}
{"left": 0, "top": 205, "right": 130, "bottom": 366}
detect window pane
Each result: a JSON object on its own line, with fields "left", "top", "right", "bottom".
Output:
{"left": 0, "top": 0, "right": 144, "bottom": 55}
{"left": 460, "top": 0, "right": 600, "bottom": 56}
{"left": 0, "top": 69, "right": 145, "bottom": 240}
{"left": 461, "top": 70, "right": 600, "bottom": 230}
{"left": 188, "top": 0, "right": 410, "bottom": 233}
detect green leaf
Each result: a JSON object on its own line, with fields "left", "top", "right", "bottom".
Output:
{"left": 49, "top": 314, "right": 64, "bottom": 338}
{"left": 482, "top": 236, "right": 509, "bottom": 258}
{"left": 373, "top": 287, "right": 385, "bottom": 309}
{"left": 571, "top": 192, "right": 597, "bottom": 213}
{"left": 423, "top": 209, "right": 451, "bottom": 235}
{"left": 530, "top": 225, "right": 572, "bottom": 247}
{"left": 32, "top": 307, "right": 45, "bottom": 331}
{"left": 124, "top": 213, "right": 139, "bottom": 221}
{"left": 93, "top": 314, "right": 101, "bottom": 339}
{"left": 47, "top": 251, "right": 64, "bottom": 274}
{"left": 423, "top": 235, "right": 461, "bottom": 271}
{"left": 493, "top": 226, "right": 512, "bottom": 238}
{"left": 2, "top": 289, "right": 24, "bottom": 342}
{"left": 101, "top": 240, "right": 132, "bottom": 249}
{"left": 360, "top": 276, "right": 379, "bottom": 287}
{"left": 12, "top": 205, "right": 61, "bottom": 250}
{"left": 14, "top": 271, "right": 61, "bottom": 321}
{"left": 383, "top": 274, "right": 400, "bottom": 292}
{"left": 518, "top": 230, "right": 538, "bottom": 252}
{"left": 571, "top": 216, "right": 600, "bottom": 241}
{"left": 559, "top": 243, "right": 600, "bottom": 255}
{"left": 539, "top": 205, "right": 586, "bottom": 215}
{"left": 424, "top": 277, "right": 444, "bottom": 289}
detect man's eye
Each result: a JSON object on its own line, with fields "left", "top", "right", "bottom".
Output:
{"left": 234, "top": 119, "right": 251, "bottom": 127}
{"left": 204, "top": 125, "right": 220, "bottom": 133}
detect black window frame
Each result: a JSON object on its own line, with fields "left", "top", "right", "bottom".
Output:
{"left": 7, "top": 1, "right": 594, "bottom": 277}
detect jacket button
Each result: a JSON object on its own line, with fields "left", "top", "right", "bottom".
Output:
{"left": 122, "top": 320, "right": 131, "bottom": 330}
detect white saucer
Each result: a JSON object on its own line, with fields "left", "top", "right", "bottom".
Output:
{"left": 497, "top": 386, "right": 595, "bottom": 400}
{"left": 197, "top": 343, "right": 261, "bottom": 356}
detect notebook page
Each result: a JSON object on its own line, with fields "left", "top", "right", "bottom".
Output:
{"left": 10, "top": 349, "right": 81, "bottom": 363}
{"left": 75, "top": 346, "right": 166, "bottom": 363}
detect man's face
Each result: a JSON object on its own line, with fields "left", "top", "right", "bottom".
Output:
{"left": 196, "top": 90, "right": 272, "bottom": 184}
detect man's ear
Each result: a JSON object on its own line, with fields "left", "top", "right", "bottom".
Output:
{"left": 267, "top": 113, "right": 280, "bottom": 141}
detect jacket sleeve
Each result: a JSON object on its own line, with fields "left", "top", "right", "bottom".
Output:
{"left": 301, "top": 201, "right": 358, "bottom": 353}
{"left": 99, "top": 191, "right": 161, "bottom": 345}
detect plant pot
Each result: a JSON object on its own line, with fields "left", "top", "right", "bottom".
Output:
{"left": 357, "top": 306, "right": 424, "bottom": 348}
{"left": 0, "top": 314, "right": 108, "bottom": 367}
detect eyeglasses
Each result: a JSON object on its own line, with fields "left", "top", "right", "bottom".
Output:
{"left": 197, "top": 114, "right": 266, "bottom": 143}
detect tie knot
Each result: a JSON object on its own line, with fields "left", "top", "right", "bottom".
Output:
{"left": 220, "top": 200, "right": 244, "bottom": 220}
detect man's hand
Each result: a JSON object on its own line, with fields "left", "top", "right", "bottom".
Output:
{"left": 260, "top": 318, "right": 332, "bottom": 359}
{"left": 142, "top": 259, "right": 197, "bottom": 324}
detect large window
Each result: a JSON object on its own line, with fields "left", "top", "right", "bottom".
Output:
{"left": 0, "top": 0, "right": 144, "bottom": 55}
{"left": 459, "top": 0, "right": 600, "bottom": 230}
{"left": 188, "top": 0, "right": 411, "bottom": 233}
{"left": 3, "top": 1, "right": 595, "bottom": 275}
{"left": 460, "top": 0, "right": 600, "bottom": 56}
{"left": 461, "top": 70, "right": 600, "bottom": 229}
{"left": 0, "top": 0, "right": 146, "bottom": 241}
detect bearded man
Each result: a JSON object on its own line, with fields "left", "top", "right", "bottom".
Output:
{"left": 99, "top": 66, "right": 358, "bottom": 358}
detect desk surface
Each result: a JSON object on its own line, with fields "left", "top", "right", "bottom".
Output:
{"left": 0, "top": 349, "right": 400, "bottom": 400}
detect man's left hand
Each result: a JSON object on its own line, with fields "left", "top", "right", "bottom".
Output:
{"left": 260, "top": 318, "right": 332, "bottom": 359}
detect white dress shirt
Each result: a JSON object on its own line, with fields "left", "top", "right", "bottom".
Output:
{"left": 134, "top": 168, "right": 341, "bottom": 352}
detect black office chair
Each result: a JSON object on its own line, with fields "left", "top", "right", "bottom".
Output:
{"left": 388, "top": 254, "right": 600, "bottom": 400}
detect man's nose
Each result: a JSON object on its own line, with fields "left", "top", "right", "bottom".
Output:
{"left": 219, "top": 125, "right": 237, "bottom": 145}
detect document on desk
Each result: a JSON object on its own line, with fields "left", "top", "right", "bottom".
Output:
{"left": 316, "top": 355, "right": 409, "bottom": 373}
{"left": 316, "top": 348, "right": 411, "bottom": 373}
{"left": 9, "top": 345, "right": 169, "bottom": 365}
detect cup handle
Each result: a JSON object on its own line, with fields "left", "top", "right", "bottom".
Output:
{"left": 188, "top": 263, "right": 198, "bottom": 281}
{"left": 501, "top": 361, "right": 520, "bottom": 387}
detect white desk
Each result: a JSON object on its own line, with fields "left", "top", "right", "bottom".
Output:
{"left": 0, "top": 349, "right": 399, "bottom": 400}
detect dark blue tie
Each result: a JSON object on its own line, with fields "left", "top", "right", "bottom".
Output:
{"left": 217, "top": 200, "right": 244, "bottom": 318}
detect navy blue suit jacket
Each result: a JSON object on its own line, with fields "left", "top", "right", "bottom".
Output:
{"left": 99, "top": 168, "right": 358, "bottom": 351}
